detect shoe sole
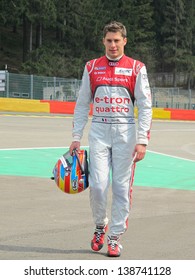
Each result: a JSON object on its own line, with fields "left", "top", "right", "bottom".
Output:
{"left": 107, "top": 251, "right": 121, "bottom": 257}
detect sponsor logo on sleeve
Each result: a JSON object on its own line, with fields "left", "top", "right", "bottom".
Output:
{"left": 94, "top": 71, "right": 106, "bottom": 75}
{"left": 94, "top": 66, "right": 106, "bottom": 70}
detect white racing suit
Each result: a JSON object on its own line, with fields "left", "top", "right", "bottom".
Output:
{"left": 72, "top": 55, "right": 152, "bottom": 236}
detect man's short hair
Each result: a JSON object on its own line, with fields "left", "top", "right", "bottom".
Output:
{"left": 103, "top": 21, "right": 127, "bottom": 38}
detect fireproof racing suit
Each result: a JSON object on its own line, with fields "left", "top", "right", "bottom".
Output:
{"left": 72, "top": 55, "right": 152, "bottom": 236}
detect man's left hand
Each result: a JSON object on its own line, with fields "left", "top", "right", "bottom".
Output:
{"left": 133, "top": 144, "right": 147, "bottom": 163}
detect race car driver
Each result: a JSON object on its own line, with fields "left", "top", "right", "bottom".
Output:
{"left": 69, "top": 21, "right": 152, "bottom": 257}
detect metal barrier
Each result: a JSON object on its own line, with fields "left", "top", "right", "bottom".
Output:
{"left": 0, "top": 71, "right": 194, "bottom": 109}
{"left": 151, "top": 87, "right": 195, "bottom": 109}
{"left": 0, "top": 72, "right": 81, "bottom": 101}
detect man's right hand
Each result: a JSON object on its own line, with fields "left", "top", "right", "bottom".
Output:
{"left": 69, "top": 141, "right": 81, "bottom": 155}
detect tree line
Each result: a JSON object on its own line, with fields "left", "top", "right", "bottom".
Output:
{"left": 1, "top": 0, "right": 195, "bottom": 88}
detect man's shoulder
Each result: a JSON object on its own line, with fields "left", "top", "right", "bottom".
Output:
{"left": 86, "top": 56, "right": 106, "bottom": 72}
{"left": 123, "top": 55, "right": 145, "bottom": 75}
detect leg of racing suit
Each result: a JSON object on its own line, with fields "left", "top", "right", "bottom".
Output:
{"left": 89, "top": 123, "right": 136, "bottom": 235}
{"left": 110, "top": 124, "right": 136, "bottom": 236}
{"left": 89, "top": 140, "right": 111, "bottom": 227}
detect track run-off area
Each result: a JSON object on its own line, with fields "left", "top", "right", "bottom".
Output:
{"left": 0, "top": 112, "right": 194, "bottom": 191}
{"left": 0, "top": 146, "right": 194, "bottom": 191}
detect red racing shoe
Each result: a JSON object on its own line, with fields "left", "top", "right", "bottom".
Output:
{"left": 107, "top": 235, "right": 122, "bottom": 257}
{"left": 91, "top": 225, "right": 108, "bottom": 251}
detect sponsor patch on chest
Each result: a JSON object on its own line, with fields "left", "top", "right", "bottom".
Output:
{"left": 115, "top": 67, "right": 133, "bottom": 76}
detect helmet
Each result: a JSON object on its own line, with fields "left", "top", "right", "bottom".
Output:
{"left": 51, "top": 149, "right": 89, "bottom": 194}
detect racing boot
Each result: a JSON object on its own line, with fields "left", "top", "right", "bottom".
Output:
{"left": 107, "top": 235, "right": 122, "bottom": 257}
{"left": 91, "top": 225, "right": 108, "bottom": 251}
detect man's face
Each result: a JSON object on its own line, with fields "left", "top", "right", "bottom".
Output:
{"left": 103, "top": 31, "right": 127, "bottom": 59}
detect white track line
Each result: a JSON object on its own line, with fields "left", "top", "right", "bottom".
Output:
{"left": 148, "top": 150, "right": 195, "bottom": 162}
{"left": 0, "top": 146, "right": 194, "bottom": 162}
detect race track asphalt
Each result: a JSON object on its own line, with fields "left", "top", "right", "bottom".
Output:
{"left": 0, "top": 112, "right": 195, "bottom": 260}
